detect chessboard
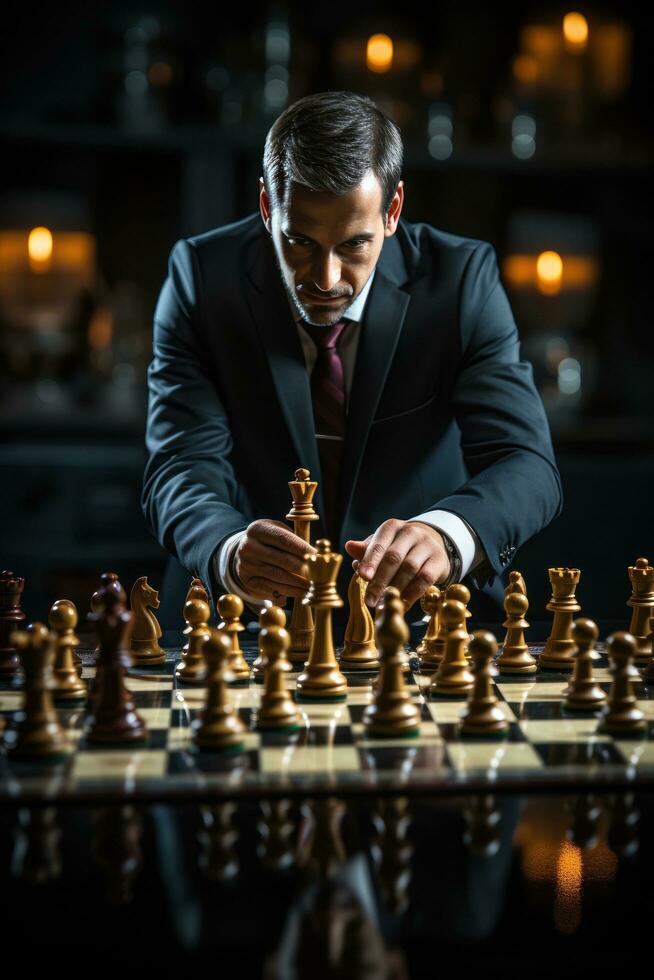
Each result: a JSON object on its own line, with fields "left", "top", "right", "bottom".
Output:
{"left": 2, "top": 626, "right": 654, "bottom": 805}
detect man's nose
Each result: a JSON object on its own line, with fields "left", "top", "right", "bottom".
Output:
{"left": 310, "top": 252, "right": 342, "bottom": 293}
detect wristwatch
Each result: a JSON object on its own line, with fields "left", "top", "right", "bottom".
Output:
{"left": 438, "top": 529, "right": 462, "bottom": 589}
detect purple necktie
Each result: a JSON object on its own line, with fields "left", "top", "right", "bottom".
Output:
{"left": 300, "top": 319, "right": 348, "bottom": 545}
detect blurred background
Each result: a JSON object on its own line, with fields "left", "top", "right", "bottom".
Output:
{"left": 1, "top": 0, "right": 652, "bottom": 624}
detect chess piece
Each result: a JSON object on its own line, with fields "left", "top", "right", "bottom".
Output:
{"left": 340, "top": 572, "right": 380, "bottom": 670}
{"left": 362, "top": 587, "right": 421, "bottom": 737}
{"left": 185, "top": 577, "right": 209, "bottom": 606}
{"left": 446, "top": 583, "right": 472, "bottom": 641}
{"left": 563, "top": 619, "right": 607, "bottom": 711}
{"left": 87, "top": 581, "right": 147, "bottom": 745}
{"left": 539, "top": 567, "right": 581, "bottom": 670}
{"left": 296, "top": 540, "right": 348, "bottom": 702}
{"left": 429, "top": 599, "right": 474, "bottom": 696}
{"left": 0, "top": 570, "right": 25, "bottom": 679}
{"left": 87, "top": 571, "right": 121, "bottom": 703}
{"left": 198, "top": 803, "right": 239, "bottom": 880}
{"left": 48, "top": 599, "right": 87, "bottom": 701}
{"left": 192, "top": 627, "right": 246, "bottom": 750}
{"left": 252, "top": 603, "right": 287, "bottom": 682}
{"left": 176, "top": 598, "right": 211, "bottom": 684}
{"left": 257, "top": 620, "right": 301, "bottom": 731}
{"left": 415, "top": 586, "right": 442, "bottom": 669}
{"left": 286, "top": 467, "right": 319, "bottom": 663}
{"left": 257, "top": 799, "right": 295, "bottom": 871}
{"left": 505, "top": 570, "right": 527, "bottom": 597}
{"left": 129, "top": 576, "right": 165, "bottom": 666}
{"left": 597, "top": 631, "right": 646, "bottom": 735}
{"left": 460, "top": 631, "right": 509, "bottom": 736}
{"left": 9, "top": 623, "right": 69, "bottom": 759}
{"left": 643, "top": 615, "right": 654, "bottom": 685}
{"left": 497, "top": 590, "right": 537, "bottom": 674}
{"left": 627, "top": 558, "right": 654, "bottom": 665}
{"left": 217, "top": 594, "right": 251, "bottom": 684}
{"left": 422, "top": 587, "right": 448, "bottom": 668}
{"left": 370, "top": 797, "right": 413, "bottom": 915}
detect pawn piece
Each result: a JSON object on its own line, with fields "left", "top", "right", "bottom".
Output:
{"left": 459, "top": 631, "right": 509, "bottom": 736}
{"left": 597, "top": 632, "right": 647, "bottom": 735}
{"left": 446, "top": 582, "right": 472, "bottom": 634}
{"left": 627, "top": 558, "right": 654, "bottom": 665}
{"left": 429, "top": 600, "right": 474, "bottom": 697}
{"left": 340, "top": 572, "right": 380, "bottom": 671}
{"left": 216, "top": 594, "right": 251, "bottom": 685}
{"left": 362, "top": 587, "right": 421, "bottom": 738}
{"left": 176, "top": 598, "right": 211, "bottom": 684}
{"left": 0, "top": 570, "right": 26, "bottom": 679}
{"left": 48, "top": 600, "right": 87, "bottom": 701}
{"left": 415, "top": 586, "right": 442, "bottom": 670}
{"left": 563, "top": 619, "right": 607, "bottom": 711}
{"left": 296, "top": 540, "right": 348, "bottom": 703}
{"left": 182, "top": 578, "right": 210, "bottom": 646}
{"left": 422, "top": 588, "right": 448, "bottom": 668}
{"left": 192, "top": 627, "right": 246, "bottom": 751}
{"left": 497, "top": 591, "right": 537, "bottom": 674}
{"left": 539, "top": 567, "right": 581, "bottom": 670}
{"left": 257, "top": 623, "right": 301, "bottom": 731}
{"left": 87, "top": 582, "right": 147, "bottom": 745}
{"left": 8, "top": 623, "right": 69, "bottom": 759}
{"left": 129, "top": 576, "right": 165, "bottom": 666}
{"left": 252, "top": 603, "right": 287, "bottom": 683}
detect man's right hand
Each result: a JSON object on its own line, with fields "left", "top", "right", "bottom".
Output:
{"left": 233, "top": 519, "right": 317, "bottom": 601}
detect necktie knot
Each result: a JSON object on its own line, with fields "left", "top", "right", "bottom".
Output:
{"left": 300, "top": 319, "right": 347, "bottom": 350}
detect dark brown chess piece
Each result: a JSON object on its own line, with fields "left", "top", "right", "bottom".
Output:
{"left": 460, "top": 631, "right": 509, "bottom": 736}
{"left": 257, "top": 618, "right": 301, "bottom": 731}
{"left": 93, "top": 805, "right": 143, "bottom": 905}
{"left": 176, "top": 597, "right": 210, "bottom": 684}
{"left": 87, "top": 581, "right": 147, "bottom": 745}
{"left": 563, "top": 619, "right": 607, "bottom": 711}
{"left": 48, "top": 599, "right": 86, "bottom": 701}
{"left": 129, "top": 576, "right": 166, "bottom": 667}
{"left": 627, "top": 558, "right": 654, "bottom": 665}
{"left": 296, "top": 540, "right": 348, "bottom": 702}
{"left": 9, "top": 622, "right": 69, "bottom": 759}
{"left": 539, "top": 567, "right": 581, "bottom": 670}
{"left": 643, "top": 614, "right": 654, "bottom": 685}
{"left": 87, "top": 572, "right": 121, "bottom": 706}
{"left": 0, "top": 570, "right": 25, "bottom": 679}
{"left": 217, "top": 593, "right": 251, "bottom": 684}
{"left": 286, "top": 467, "right": 319, "bottom": 663}
{"left": 597, "top": 631, "right": 647, "bottom": 736}
{"left": 252, "top": 603, "right": 287, "bottom": 682}
{"left": 192, "top": 627, "right": 246, "bottom": 751}
{"left": 429, "top": 599, "right": 474, "bottom": 696}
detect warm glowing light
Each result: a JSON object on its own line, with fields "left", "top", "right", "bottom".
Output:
{"left": 512, "top": 54, "right": 539, "bottom": 84}
{"left": 28, "top": 226, "right": 53, "bottom": 264}
{"left": 536, "top": 250, "right": 563, "bottom": 294}
{"left": 554, "top": 840, "right": 582, "bottom": 934}
{"left": 366, "top": 34, "right": 393, "bottom": 73}
{"left": 563, "top": 12, "right": 589, "bottom": 47}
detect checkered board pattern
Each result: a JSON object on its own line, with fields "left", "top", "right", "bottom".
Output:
{"left": 2, "top": 634, "right": 654, "bottom": 802}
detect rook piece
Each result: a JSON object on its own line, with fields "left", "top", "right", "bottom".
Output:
{"left": 627, "top": 558, "right": 654, "bottom": 665}
{"left": 192, "top": 627, "right": 246, "bottom": 751}
{"left": 296, "top": 540, "right": 348, "bottom": 702}
{"left": 563, "top": 619, "right": 607, "bottom": 711}
{"left": 217, "top": 594, "right": 251, "bottom": 684}
{"left": 129, "top": 576, "right": 165, "bottom": 666}
{"left": 340, "top": 572, "right": 380, "bottom": 670}
{"left": 9, "top": 623, "right": 68, "bottom": 759}
{"left": 597, "top": 631, "right": 646, "bottom": 735}
{"left": 176, "top": 598, "right": 211, "bottom": 684}
{"left": 87, "top": 582, "right": 147, "bottom": 745}
{"left": 257, "top": 617, "right": 301, "bottom": 731}
{"left": 429, "top": 599, "right": 474, "bottom": 696}
{"left": 362, "top": 587, "right": 421, "bottom": 738}
{"left": 497, "top": 589, "right": 537, "bottom": 674}
{"left": 460, "top": 631, "right": 509, "bottom": 736}
{"left": 415, "top": 586, "right": 442, "bottom": 670}
{"left": 48, "top": 600, "right": 86, "bottom": 701}
{"left": 286, "top": 467, "right": 319, "bottom": 663}
{"left": 252, "top": 603, "right": 287, "bottom": 682}
{"left": 539, "top": 567, "right": 581, "bottom": 670}
{"left": 0, "top": 570, "right": 25, "bottom": 679}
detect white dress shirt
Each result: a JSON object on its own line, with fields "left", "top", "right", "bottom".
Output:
{"left": 214, "top": 267, "right": 486, "bottom": 609}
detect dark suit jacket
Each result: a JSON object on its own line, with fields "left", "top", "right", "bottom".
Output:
{"left": 141, "top": 211, "right": 563, "bottom": 625}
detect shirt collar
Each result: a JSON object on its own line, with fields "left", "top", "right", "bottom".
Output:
{"left": 285, "top": 267, "right": 376, "bottom": 325}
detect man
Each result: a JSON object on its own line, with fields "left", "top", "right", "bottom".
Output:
{"left": 142, "top": 90, "right": 562, "bottom": 626}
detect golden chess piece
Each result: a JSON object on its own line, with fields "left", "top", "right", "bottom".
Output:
{"left": 446, "top": 583, "right": 472, "bottom": 641}
{"left": 597, "top": 631, "right": 646, "bottom": 736}
{"left": 539, "top": 567, "right": 581, "bottom": 670}
{"left": 429, "top": 599, "right": 474, "bottom": 697}
{"left": 460, "top": 631, "right": 509, "bottom": 736}
{"left": 9, "top": 623, "right": 69, "bottom": 759}
{"left": 497, "top": 590, "right": 537, "bottom": 674}
{"left": 48, "top": 599, "right": 87, "bottom": 700}
{"left": 643, "top": 615, "right": 654, "bottom": 685}
{"left": 252, "top": 603, "right": 287, "bottom": 682}
{"left": 129, "top": 576, "right": 166, "bottom": 666}
{"left": 192, "top": 627, "right": 247, "bottom": 751}
{"left": 257, "top": 620, "right": 302, "bottom": 731}
{"left": 362, "top": 587, "right": 421, "bottom": 738}
{"left": 216, "top": 593, "right": 251, "bottom": 685}
{"left": 563, "top": 619, "right": 607, "bottom": 711}
{"left": 627, "top": 558, "right": 654, "bottom": 665}
{"left": 340, "top": 572, "right": 380, "bottom": 671}
{"left": 296, "top": 540, "right": 348, "bottom": 702}
{"left": 286, "top": 467, "right": 319, "bottom": 664}
{"left": 505, "top": 570, "right": 527, "bottom": 597}
{"left": 415, "top": 586, "right": 442, "bottom": 670}
{"left": 176, "top": 598, "right": 211, "bottom": 684}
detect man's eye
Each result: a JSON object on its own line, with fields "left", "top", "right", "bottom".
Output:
{"left": 347, "top": 240, "right": 367, "bottom": 248}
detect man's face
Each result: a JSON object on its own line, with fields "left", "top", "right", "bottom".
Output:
{"left": 260, "top": 170, "right": 403, "bottom": 327}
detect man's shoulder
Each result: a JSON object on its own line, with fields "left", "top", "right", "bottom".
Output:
{"left": 397, "top": 216, "right": 492, "bottom": 273}
{"left": 186, "top": 212, "right": 262, "bottom": 250}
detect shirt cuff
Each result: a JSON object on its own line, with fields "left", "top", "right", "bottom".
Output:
{"left": 213, "top": 530, "right": 269, "bottom": 618}
{"left": 406, "top": 509, "right": 486, "bottom": 580}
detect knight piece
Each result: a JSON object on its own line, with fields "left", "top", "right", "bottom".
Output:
{"left": 296, "top": 540, "right": 348, "bottom": 702}
{"left": 286, "top": 467, "right": 319, "bottom": 663}
{"left": 339, "top": 571, "right": 380, "bottom": 671}
{"left": 539, "top": 567, "right": 581, "bottom": 670}
{"left": 627, "top": 558, "right": 654, "bottom": 665}
{"left": 0, "top": 570, "right": 26, "bottom": 680}
{"left": 129, "top": 576, "right": 166, "bottom": 667}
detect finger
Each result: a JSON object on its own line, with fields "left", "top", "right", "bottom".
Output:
{"left": 240, "top": 559, "right": 311, "bottom": 593}
{"left": 357, "top": 520, "right": 404, "bottom": 582}
{"left": 250, "top": 520, "right": 318, "bottom": 559}
{"left": 399, "top": 556, "right": 446, "bottom": 609}
{"left": 243, "top": 574, "right": 308, "bottom": 600}
{"left": 242, "top": 535, "right": 313, "bottom": 578}
{"left": 364, "top": 525, "right": 423, "bottom": 606}
{"left": 384, "top": 543, "right": 435, "bottom": 597}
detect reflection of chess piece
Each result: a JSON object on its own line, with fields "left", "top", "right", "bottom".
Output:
{"left": 363, "top": 587, "right": 420, "bottom": 737}
{"left": 198, "top": 803, "right": 239, "bottom": 880}
{"left": 252, "top": 603, "right": 286, "bottom": 682}
{"left": 340, "top": 572, "right": 379, "bottom": 670}
{"left": 93, "top": 805, "right": 143, "bottom": 905}
{"left": 217, "top": 594, "right": 251, "bottom": 684}
{"left": 9, "top": 623, "right": 69, "bottom": 759}
{"left": 48, "top": 599, "right": 86, "bottom": 700}
{"left": 607, "top": 792, "right": 640, "bottom": 858}
{"left": 566, "top": 794, "right": 601, "bottom": 849}
{"left": 0, "top": 570, "right": 25, "bottom": 679}
{"left": 129, "top": 576, "right": 165, "bottom": 666}
{"left": 11, "top": 806, "right": 62, "bottom": 884}
{"left": 176, "top": 598, "right": 210, "bottom": 684}
{"left": 563, "top": 619, "right": 607, "bottom": 711}
{"left": 463, "top": 795, "right": 502, "bottom": 857}
{"left": 286, "top": 468, "right": 319, "bottom": 663}
{"left": 296, "top": 541, "right": 348, "bottom": 702}
{"left": 257, "top": 799, "right": 295, "bottom": 871}
{"left": 371, "top": 797, "right": 413, "bottom": 915}
{"left": 539, "top": 567, "right": 581, "bottom": 670}
{"left": 627, "top": 558, "right": 654, "bottom": 665}
{"left": 597, "top": 631, "right": 646, "bottom": 735}
{"left": 296, "top": 798, "right": 346, "bottom": 880}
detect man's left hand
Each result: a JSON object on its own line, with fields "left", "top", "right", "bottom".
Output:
{"left": 344, "top": 519, "right": 451, "bottom": 610}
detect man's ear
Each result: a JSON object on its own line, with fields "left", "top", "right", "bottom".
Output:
{"left": 258, "top": 177, "right": 272, "bottom": 232}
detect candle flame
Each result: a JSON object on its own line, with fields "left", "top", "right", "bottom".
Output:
{"left": 28, "top": 226, "right": 53, "bottom": 263}
{"left": 366, "top": 34, "right": 393, "bottom": 73}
